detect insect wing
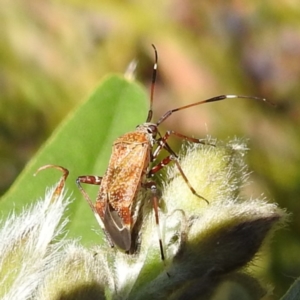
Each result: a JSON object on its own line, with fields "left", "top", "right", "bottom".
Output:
{"left": 95, "top": 132, "right": 150, "bottom": 251}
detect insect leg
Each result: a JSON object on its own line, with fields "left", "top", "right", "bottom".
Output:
{"left": 152, "top": 130, "right": 214, "bottom": 159}
{"left": 148, "top": 154, "right": 209, "bottom": 204}
{"left": 76, "top": 176, "right": 102, "bottom": 211}
{"left": 143, "top": 180, "right": 170, "bottom": 276}
{"left": 76, "top": 176, "right": 115, "bottom": 248}
{"left": 150, "top": 130, "right": 209, "bottom": 203}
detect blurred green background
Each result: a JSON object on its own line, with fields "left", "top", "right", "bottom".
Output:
{"left": 1, "top": 0, "right": 300, "bottom": 298}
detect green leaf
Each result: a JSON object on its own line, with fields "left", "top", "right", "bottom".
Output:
{"left": 0, "top": 74, "right": 148, "bottom": 245}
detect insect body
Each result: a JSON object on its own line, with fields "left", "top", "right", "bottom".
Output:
{"left": 76, "top": 45, "right": 269, "bottom": 260}
{"left": 90, "top": 128, "right": 154, "bottom": 252}
{"left": 77, "top": 122, "right": 169, "bottom": 256}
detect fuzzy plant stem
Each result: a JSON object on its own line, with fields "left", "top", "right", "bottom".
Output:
{"left": 0, "top": 138, "right": 286, "bottom": 300}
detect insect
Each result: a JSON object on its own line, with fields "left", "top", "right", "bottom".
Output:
{"left": 76, "top": 45, "right": 269, "bottom": 262}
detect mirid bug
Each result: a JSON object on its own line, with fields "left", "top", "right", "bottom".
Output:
{"left": 76, "top": 45, "right": 269, "bottom": 262}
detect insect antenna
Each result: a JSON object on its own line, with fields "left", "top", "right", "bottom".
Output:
{"left": 156, "top": 94, "right": 274, "bottom": 126}
{"left": 146, "top": 44, "right": 158, "bottom": 123}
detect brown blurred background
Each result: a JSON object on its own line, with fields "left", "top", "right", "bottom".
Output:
{"left": 1, "top": 0, "right": 300, "bottom": 298}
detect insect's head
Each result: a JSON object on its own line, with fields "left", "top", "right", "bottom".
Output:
{"left": 136, "top": 123, "right": 158, "bottom": 139}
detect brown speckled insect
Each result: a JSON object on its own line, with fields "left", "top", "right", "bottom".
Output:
{"left": 76, "top": 45, "right": 268, "bottom": 262}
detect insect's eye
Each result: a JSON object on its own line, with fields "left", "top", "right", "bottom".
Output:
{"left": 147, "top": 125, "right": 157, "bottom": 135}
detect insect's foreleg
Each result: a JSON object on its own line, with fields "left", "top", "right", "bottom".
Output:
{"left": 76, "top": 176, "right": 114, "bottom": 248}
{"left": 163, "top": 130, "right": 207, "bottom": 144}
{"left": 153, "top": 130, "right": 213, "bottom": 160}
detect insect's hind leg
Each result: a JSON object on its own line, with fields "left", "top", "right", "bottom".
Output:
{"left": 76, "top": 175, "right": 102, "bottom": 211}
{"left": 76, "top": 175, "right": 115, "bottom": 248}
